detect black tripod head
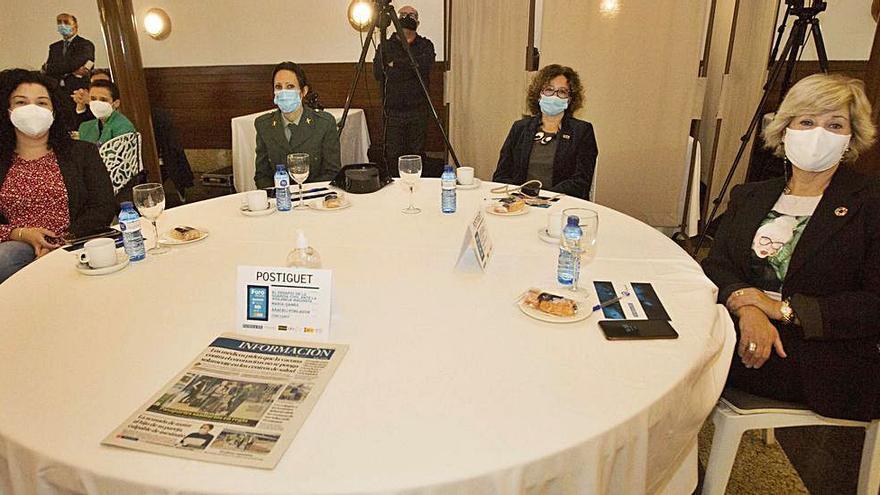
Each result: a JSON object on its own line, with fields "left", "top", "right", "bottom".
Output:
{"left": 787, "top": 0, "right": 827, "bottom": 18}
{"left": 372, "top": 0, "right": 396, "bottom": 31}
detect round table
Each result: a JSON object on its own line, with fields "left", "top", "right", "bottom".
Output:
{"left": 0, "top": 180, "right": 734, "bottom": 495}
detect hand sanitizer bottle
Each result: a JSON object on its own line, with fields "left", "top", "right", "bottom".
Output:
{"left": 286, "top": 229, "right": 322, "bottom": 268}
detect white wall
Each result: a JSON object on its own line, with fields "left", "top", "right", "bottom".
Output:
{"left": 776, "top": 0, "right": 876, "bottom": 61}
{"left": 0, "top": 0, "right": 445, "bottom": 70}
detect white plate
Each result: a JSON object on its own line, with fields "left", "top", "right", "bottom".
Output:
{"left": 75, "top": 251, "right": 130, "bottom": 276}
{"left": 159, "top": 226, "right": 210, "bottom": 245}
{"left": 240, "top": 205, "right": 277, "bottom": 217}
{"left": 308, "top": 198, "right": 351, "bottom": 211}
{"left": 518, "top": 289, "right": 592, "bottom": 323}
{"left": 457, "top": 178, "right": 482, "bottom": 190}
{"left": 485, "top": 203, "right": 529, "bottom": 216}
{"left": 538, "top": 228, "right": 560, "bottom": 244}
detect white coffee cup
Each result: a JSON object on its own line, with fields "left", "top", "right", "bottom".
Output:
{"left": 547, "top": 211, "right": 563, "bottom": 238}
{"left": 457, "top": 166, "right": 475, "bottom": 185}
{"left": 246, "top": 190, "right": 269, "bottom": 211}
{"left": 79, "top": 238, "right": 118, "bottom": 269}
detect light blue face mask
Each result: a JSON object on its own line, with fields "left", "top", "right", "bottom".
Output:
{"left": 539, "top": 95, "right": 569, "bottom": 117}
{"left": 274, "top": 89, "right": 302, "bottom": 114}
{"left": 57, "top": 24, "right": 74, "bottom": 37}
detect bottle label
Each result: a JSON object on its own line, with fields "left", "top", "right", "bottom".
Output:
{"left": 120, "top": 218, "right": 141, "bottom": 233}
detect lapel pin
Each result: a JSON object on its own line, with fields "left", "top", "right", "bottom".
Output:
{"left": 306, "top": 118, "right": 312, "bottom": 125}
{"left": 562, "top": 134, "right": 571, "bottom": 140}
{"left": 272, "top": 120, "right": 277, "bottom": 127}
{"left": 834, "top": 206, "right": 848, "bottom": 217}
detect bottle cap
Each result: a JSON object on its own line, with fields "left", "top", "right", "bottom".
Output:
{"left": 120, "top": 201, "right": 133, "bottom": 209}
{"left": 566, "top": 216, "right": 580, "bottom": 227}
{"left": 276, "top": 164, "right": 286, "bottom": 172}
{"left": 295, "top": 229, "right": 309, "bottom": 249}
{"left": 444, "top": 164, "right": 454, "bottom": 172}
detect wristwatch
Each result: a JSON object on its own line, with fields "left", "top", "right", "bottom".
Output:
{"left": 780, "top": 298, "right": 795, "bottom": 324}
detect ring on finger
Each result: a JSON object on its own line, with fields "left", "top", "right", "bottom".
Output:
{"left": 734, "top": 289, "right": 745, "bottom": 297}
{"left": 747, "top": 342, "right": 757, "bottom": 353}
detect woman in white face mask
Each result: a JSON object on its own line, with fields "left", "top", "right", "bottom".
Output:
{"left": 0, "top": 69, "right": 116, "bottom": 283}
{"left": 702, "top": 73, "right": 880, "bottom": 422}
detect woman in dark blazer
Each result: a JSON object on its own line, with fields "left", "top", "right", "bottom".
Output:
{"left": 492, "top": 64, "right": 598, "bottom": 200}
{"left": 702, "top": 74, "right": 880, "bottom": 421}
{"left": 0, "top": 69, "right": 115, "bottom": 283}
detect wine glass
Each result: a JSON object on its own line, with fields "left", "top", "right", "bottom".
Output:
{"left": 287, "top": 153, "right": 310, "bottom": 208}
{"left": 561, "top": 208, "right": 598, "bottom": 292}
{"left": 398, "top": 155, "right": 422, "bottom": 214}
{"left": 133, "top": 183, "right": 169, "bottom": 255}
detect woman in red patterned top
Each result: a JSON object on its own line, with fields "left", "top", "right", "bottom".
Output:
{"left": 0, "top": 69, "right": 115, "bottom": 283}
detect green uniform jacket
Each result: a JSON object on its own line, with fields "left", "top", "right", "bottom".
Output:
{"left": 78, "top": 111, "right": 137, "bottom": 146}
{"left": 254, "top": 107, "right": 342, "bottom": 189}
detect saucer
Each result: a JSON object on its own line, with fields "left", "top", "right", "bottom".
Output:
{"left": 240, "top": 205, "right": 276, "bottom": 217}
{"left": 486, "top": 204, "right": 529, "bottom": 216}
{"left": 159, "top": 226, "right": 210, "bottom": 245}
{"left": 308, "top": 198, "right": 351, "bottom": 211}
{"left": 518, "top": 288, "right": 591, "bottom": 323}
{"left": 75, "top": 251, "right": 130, "bottom": 276}
{"left": 538, "top": 228, "right": 560, "bottom": 244}
{"left": 457, "top": 178, "right": 482, "bottom": 190}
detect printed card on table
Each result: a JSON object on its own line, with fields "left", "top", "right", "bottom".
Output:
{"left": 592, "top": 281, "right": 671, "bottom": 321}
{"left": 236, "top": 266, "right": 332, "bottom": 340}
{"left": 456, "top": 210, "right": 494, "bottom": 271}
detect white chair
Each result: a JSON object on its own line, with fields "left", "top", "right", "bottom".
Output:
{"left": 703, "top": 387, "right": 880, "bottom": 495}
{"left": 99, "top": 132, "right": 143, "bottom": 195}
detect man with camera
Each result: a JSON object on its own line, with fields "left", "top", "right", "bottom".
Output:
{"left": 372, "top": 5, "right": 436, "bottom": 174}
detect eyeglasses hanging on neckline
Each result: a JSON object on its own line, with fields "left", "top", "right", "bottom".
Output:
{"left": 534, "top": 131, "right": 557, "bottom": 145}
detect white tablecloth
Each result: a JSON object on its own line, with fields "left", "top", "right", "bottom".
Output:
{"left": 231, "top": 108, "right": 371, "bottom": 193}
{"left": 0, "top": 181, "right": 735, "bottom": 495}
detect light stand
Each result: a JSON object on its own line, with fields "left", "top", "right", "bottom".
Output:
{"left": 693, "top": 0, "right": 829, "bottom": 255}
{"left": 338, "top": 0, "right": 462, "bottom": 174}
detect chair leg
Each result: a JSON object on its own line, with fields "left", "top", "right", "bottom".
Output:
{"left": 702, "top": 412, "right": 745, "bottom": 495}
{"left": 857, "top": 420, "right": 880, "bottom": 495}
{"left": 764, "top": 428, "right": 777, "bottom": 446}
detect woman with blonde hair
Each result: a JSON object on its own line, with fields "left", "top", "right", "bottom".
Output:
{"left": 702, "top": 73, "right": 880, "bottom": 420}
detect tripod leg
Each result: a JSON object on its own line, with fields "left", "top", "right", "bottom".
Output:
{"left": 338, "top": 15, "right": 381, "bottom": 135}
{"left": 810, "top": 20, "right": 830, "bottom": 74}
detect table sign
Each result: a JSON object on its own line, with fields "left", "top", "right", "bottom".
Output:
{"left": 456, "top": 210, "right": 494, "bottom": 271}
{"left": 102, "top": 333, "right": 348, "bottom": 469}
{"left": 236, "top": 266, "right": 332, "bottom": 340}
{"left": 592, "top": 281, "right": 670, "bottom": 320}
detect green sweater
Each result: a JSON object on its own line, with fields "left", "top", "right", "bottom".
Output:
{"left": 78, "top": 111, "right": 136, "bottom": 145}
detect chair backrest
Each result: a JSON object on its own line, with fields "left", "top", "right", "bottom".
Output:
{"left": 99, "top": 132, "right": 143, "bottom": 195}
{"left": 589, "top": 156, "right": 599, "bottom": 202}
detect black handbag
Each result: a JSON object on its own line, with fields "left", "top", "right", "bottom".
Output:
{"left": 330, "top": 163, "right": 393, "bottom": 194}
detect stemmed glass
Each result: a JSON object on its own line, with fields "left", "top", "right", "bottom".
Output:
{"left": 133, "top": 183, "right": 169, "bottom": 255}
{"left": 287, "top": 153, "right": 310, "bottom": 208}
{"left": 398, "top": 155, "right": 422, "bottom": 214}
{"left": 561, "top": 208, "right": 599, "bottom": 292}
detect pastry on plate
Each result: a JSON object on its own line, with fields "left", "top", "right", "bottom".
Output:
{"left": 493, "top": 196, "right": 525, "bottom": 214}
{"left": 323, "top": 193, "right": 345, "bottom": 208}
{"left": 522, "top": 289, "right": 578, "bottom": 317}
{"left": 169, "top": 226, "right": 203, "bottom": 241}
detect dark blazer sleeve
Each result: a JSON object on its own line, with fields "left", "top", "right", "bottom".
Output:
{"left": 554, "top": 122, "right": 598, "bottom": 199}
{"left": 417, "top": 39, "right": 435, "bottom": 82}
{"left": 493, "top": 123, "right": 521, "bottom": 185}
{"left": 254, "top": 121, "right": 274, "bottom": 189}
{"left": 68, "top": 144, "right": 116, "bottom": 237}
{"left": 701, "top": 184, "right": 753, "bottom": 304}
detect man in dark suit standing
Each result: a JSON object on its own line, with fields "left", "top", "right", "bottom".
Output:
{"left": 373, "top": 5, "right": 435, "bottom": 175}
{"left": 43, "top": 13, "right": 95, "bottom": 95}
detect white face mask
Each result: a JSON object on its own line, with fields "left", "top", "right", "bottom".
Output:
{"left": 9, "top": 104, "right": 54, "bottom": 138}
{"left": 89, "top": 100, "right": 114, "bottom": 119}
{"left": 783, "top": 127, "right": 851, "bottom": 173}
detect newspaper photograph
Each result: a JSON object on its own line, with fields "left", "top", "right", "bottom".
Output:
{"left": 102, "top": 333, "right": 348, "bottom": 469}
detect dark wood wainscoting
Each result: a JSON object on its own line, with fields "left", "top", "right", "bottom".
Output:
{"left": 144, "top": 62, "right": 447, "bottom": 157}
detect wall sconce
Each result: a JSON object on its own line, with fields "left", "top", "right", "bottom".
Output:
{"left": 143, "top": 8, "right": 171, "bottom": 40}
{"left": 348, "top": 0, "right": 375, "bottom": 32}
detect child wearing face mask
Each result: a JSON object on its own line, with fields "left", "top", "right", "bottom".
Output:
{"left": 76, "top": 79, "right": 136, "bottom": 146}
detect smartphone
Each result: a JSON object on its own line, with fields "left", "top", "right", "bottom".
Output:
{"left": 63, "top": 228, "right": 123, "bottom": 251}
{"left": 599, "top": 319, "right": 679, "bottom": 340}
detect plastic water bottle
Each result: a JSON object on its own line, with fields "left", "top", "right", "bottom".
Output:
{"left": 118, "top": 201, "right": 146, "bottom": 261}
{"left": 287, "top": 230, "right": 322, "bottom": 268}
{"left": 275, "top": 164, "right": 292, "bottom": 212}
{"left": 441, "top": 165, "right": 457, "bottom": 214}
{"left": 557, "top": 216, "right": 582, "bottom": 286}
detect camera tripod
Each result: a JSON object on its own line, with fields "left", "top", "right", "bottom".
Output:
{"left": 337, "top": 0, "right": 462, "bottom": 173}
{"left": 694, "top": 0, "right": 829, "bottom": 255}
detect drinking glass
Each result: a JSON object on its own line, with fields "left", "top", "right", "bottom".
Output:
{"left": 287, "top": 153, "right": 310, "bottom": 208}
{"left": 561, "top": 208, "right": 599, "bottom": 292}
{"left": 398, "top": 155, "right": 422, "bottom": 214}
{"left": 133, "top": 183, "right": 169, "bottom": 254}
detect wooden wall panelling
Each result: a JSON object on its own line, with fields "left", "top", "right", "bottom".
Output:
{"left": 144, "top": 62, "right": 447, "bottom": 156}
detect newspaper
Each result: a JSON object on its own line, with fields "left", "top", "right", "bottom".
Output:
{"left": 102, "top": 333, "right": 348, "bottom": 469}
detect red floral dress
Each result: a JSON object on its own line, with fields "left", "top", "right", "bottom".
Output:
{"left": 0, "top": 152, "right": 70, "bottom": 241}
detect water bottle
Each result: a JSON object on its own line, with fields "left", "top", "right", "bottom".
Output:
{"left": 275, "top": 164, "right": 292, "bottom": 212}
{"left": 441, "top": 165, "right": 457, "bottom": 214}
{"left": 118, "top": 201, "right": 146, "bottom": 261}
{"left": 557, "top": 216, "right": 582, "bottom": 286}
{"left": 286, "top": 229, "right": 322, "bottom": 268}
